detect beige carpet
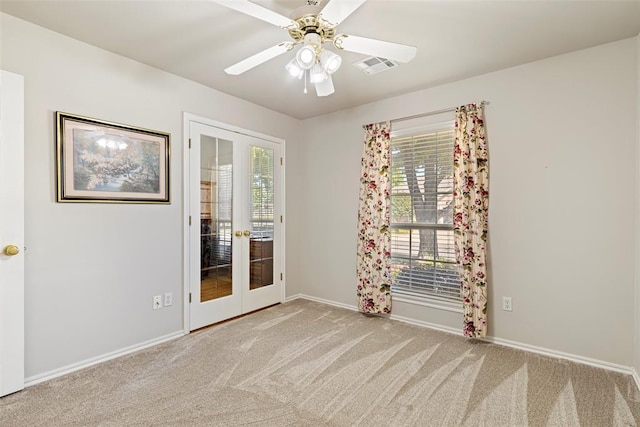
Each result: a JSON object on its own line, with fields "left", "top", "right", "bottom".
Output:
{"left": 1, "top": 299, "right": 639, "bottom": 426}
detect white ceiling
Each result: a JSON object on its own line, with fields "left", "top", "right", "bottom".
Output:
{"left": 1, "top": 0, "right": 639, "bottom": 119}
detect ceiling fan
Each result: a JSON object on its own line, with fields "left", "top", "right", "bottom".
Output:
{"left": 212, "top": 0, "right": 417, "bottom": 96}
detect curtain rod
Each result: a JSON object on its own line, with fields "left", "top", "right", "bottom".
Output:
{"left": 389, "top": 101, "right": 488, "bottom": 124}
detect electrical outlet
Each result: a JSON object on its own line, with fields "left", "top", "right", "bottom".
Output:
{"left": 502, "top": 296, "right": 513, "bottom": 312}
{"left": 153, "top": 295, "right": 162, "bottom": 310}
{"left": 164, "top": 292, "right": 173, "bottom": 307}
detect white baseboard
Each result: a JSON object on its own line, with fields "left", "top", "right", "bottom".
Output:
{"left": 292, "top": 294, "right": 359, "bottom": 312}
{"left": 292, "top": 295, "right": 462, "bottom": 337}
{"left": 632, "top": 368, "right": 640, "bottom": 392}
{"left": 284, "top": 293, "right": 302, "bottom": 303}
{"left": 25, "top": 331, "right": 185, "bottom": 387}
{"left": 291, "top": 294, "right": 637, "bottom": 381}
{"left": 481, "top": 336, "right": 633, "bottom": 375}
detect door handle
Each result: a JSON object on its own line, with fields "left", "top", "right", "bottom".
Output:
{"left": 3, "top": 245, "right": 20, "bottom": 256}
{"left": 243, "top": 230, "right": 251, "bottom": 237}
{"left": 235, "top": 231, "right": 243, "bottom": 238}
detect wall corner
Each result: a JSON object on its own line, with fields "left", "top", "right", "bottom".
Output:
{"left": 634, "top": 33, "right": 640, "bottom": 376}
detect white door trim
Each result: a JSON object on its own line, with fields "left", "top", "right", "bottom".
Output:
{"left": 0, "top": 70, "right": 25, "bottom": 396}
{"left": 182, "top": 113, "right": 286, "bottom": 333}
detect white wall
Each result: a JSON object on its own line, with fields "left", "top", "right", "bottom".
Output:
{"left": 0, "top": 13, "right": 301, "bottom": 379}
{"left": 300, "top": 38, "right": 638, "bottom": 366}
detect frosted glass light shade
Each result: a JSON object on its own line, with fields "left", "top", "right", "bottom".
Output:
{"left": 315, "top": 75, "right": 335, "bottom": 97}
{"left": 296, "top": 45, "right": 316, "bottom": 70}
{"left": 319, "top": 50, "right": 342, "bottom": 74}
{"left": 309, "top": 63, "right": 328, "bottom": 84}
{"left": 285, "top": 58, "right": 304, "bottom": 79}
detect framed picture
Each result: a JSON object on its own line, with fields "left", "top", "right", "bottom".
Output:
{"left": 56, "top": 112, "right": 170, "bottom": 203}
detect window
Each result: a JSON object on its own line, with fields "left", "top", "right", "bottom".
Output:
{"left": 249, "top": 146, "right": 274, "bottom": 239}
{"left": 390, "top": 123, "right": 460, "bottom": 303}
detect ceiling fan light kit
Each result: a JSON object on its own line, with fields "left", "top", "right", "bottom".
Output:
{"left": 213, "top": 0, "right": 417, "bottom": 97}
{"left": 314, "top": 74, "right": 335, "bottom": 97}
{"left": 310, "top": 63, "right": 329, "bottom": 84}
{"left": 295, "top": 43, "right": 317, "bottom": 70}
{"left": 283, "top": 31, "right": 337, "bottom": 95}
{"left": 285, "top": 58, "right": 305, "bottom": 79}
{"left": 318, "top": 49, "right": 341, "bottom": 74}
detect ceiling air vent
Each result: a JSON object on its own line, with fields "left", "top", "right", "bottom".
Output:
{"left": 353, "top": 56, "right": 399, "bottom": 75}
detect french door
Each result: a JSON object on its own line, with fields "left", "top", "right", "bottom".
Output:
{"left": 188, "top": 120, "right": 283, "bottom": 330}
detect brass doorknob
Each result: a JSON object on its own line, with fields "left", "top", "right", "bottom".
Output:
{"left": 243, "top": 230, "right": 251, "bottom": 237}
{"left": 3, "top": 245, "right": 20, "bottom": 256}
{"left": 234, "top": 231, "right": 242, "bottom": 237}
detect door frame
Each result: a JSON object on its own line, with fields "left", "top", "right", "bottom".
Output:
{"left": 182, "top": 113, "right": 286, "bottom": 333}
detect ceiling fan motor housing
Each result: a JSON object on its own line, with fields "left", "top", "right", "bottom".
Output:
{"left": 288, "top": 14, "right": 336, "bottom": 45}
{"left": 304, "top": 32, "right": 322, "bottom": 47}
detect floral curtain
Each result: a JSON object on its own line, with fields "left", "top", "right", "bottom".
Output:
{"left": 356, "top": 121, "right": 392, "bottom": 314}
{"left": 453, "top": 103, "right": 489, "bottom": 338}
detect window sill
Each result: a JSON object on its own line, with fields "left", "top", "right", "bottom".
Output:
{"left": 392, "top": 291, "right": 463, "bottom": 314}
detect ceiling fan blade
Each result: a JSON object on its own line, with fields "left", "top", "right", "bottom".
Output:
{"left": 211, "top": 0, "right": 296, "bottom": 28}
{"left": 225, "top": 43, "right": 292, "bottom": 75}
{"left": 320, "top": 0, "right": 367, "bottom": 26}
{"left": 334, "top": 34, "right": 417, "bottom": 63}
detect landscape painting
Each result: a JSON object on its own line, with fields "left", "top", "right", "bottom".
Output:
{"left": 56, "top": 112, "right": 170, "bottom": 203}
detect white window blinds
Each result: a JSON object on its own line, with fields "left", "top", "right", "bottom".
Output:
{"left": 390, "top": 126, "right": 460, "bottom": 302}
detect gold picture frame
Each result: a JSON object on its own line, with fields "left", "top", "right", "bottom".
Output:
{"left": 56, "top": 112, "right": 170, "bottom": 203}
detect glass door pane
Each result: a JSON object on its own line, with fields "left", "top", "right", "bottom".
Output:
{"left": 248, "top": 146, "right": 274, "bottom": 290}
{"left": 200, "top": 136, "right": 233, "bottom": 302}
